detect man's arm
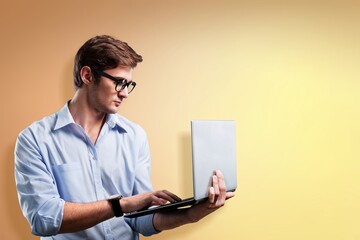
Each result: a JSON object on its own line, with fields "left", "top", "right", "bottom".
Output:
{"left": 153, "top": 170, "right": 235, "bottom": 231}
{"left": 59, "top": 190, "right": 181, "bottom": 233}
{"left": 59, "top": 201, "right": 112, "bottom": 233}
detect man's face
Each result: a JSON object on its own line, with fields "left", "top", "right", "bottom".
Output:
{"left": 89, "top": 66, "right": 133, "bottom": 114}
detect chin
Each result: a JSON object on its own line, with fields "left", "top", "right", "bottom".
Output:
{"left": 108, "top": 108, "right": 119, "bottom": 114}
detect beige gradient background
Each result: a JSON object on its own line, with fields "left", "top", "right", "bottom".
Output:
{"left": 1, "top": 0, "right": 359, "bottom": 239}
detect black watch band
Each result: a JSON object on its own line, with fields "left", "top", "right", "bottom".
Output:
{"left": 108, "top": 195, "right": 123, "bottom": 217}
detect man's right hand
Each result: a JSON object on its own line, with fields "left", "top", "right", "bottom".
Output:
{"left": 120, "top": 190, "right": 181, "bottom": 213}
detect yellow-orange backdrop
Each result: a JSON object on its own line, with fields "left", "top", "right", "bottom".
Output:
{"left": 1, "top": 0, "right": 359, "bottom": 239}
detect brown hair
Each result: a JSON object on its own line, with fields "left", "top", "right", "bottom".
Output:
{"left": 73, "top": 35, "right": 143, "bottom": 89}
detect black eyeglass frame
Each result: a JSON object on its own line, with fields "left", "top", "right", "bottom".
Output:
{"left": 95, "top": 70, "right": 137, "bottom": 94}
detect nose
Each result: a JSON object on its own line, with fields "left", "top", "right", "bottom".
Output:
{"left": 117, "top": 87, "right": 129, "bottom": 98}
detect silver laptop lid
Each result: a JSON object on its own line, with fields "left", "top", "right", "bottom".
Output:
{"left": 191, "top": 120, "right": 237, "bottom": 200}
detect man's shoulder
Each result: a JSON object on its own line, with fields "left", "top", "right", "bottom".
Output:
{"left": 18, "top": 112, "right": 58, "bottom": 138}
{"left": 20, "top": 103, "right": 71, "bottom": 135}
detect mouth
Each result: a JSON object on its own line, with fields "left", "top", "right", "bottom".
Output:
{"left": 114, "top": 100, "right": 122, "bottom": 107}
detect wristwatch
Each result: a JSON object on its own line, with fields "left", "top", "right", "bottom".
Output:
{"left": 108, "top": 195, "right": 123, "bottom": 217}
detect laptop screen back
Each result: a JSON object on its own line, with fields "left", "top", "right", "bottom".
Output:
{"left": 191, "top": 120, "right": 237, "bottom": 200}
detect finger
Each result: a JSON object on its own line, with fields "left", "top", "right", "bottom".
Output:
{"left": 215, "top": 170, "right": 227, "bottom": 194}
{"left": 214, "top": 171, "right": 228, "bottom": 207}
{"left": 209, "top": 186, "right": 216, "bottom": 204}
{"left": 151, "top": 199, "right": 167, "bottom": 206}
{"left": 162, "top": 190, "right": 182, "bottom": 202}
{"left": 212, "top": 175, "right": 220, "bottom": 197}
{"left": 225, "top": 191, "right": 235, "bottom": 200}
{"left": 154, "top": 190, "right": 181, "bottom": 203}
{"left": 150, "top": 196, "right": 168, "bottom": 205}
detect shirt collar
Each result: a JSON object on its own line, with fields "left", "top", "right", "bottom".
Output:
{"left": 106, "top": 113, "right": 128, "bottom": 133}
{"left": 53, "top": 101, "right": 128, "bottom": 133}
{"left": 53, "top": 102, "right": 75, "bottom": 130}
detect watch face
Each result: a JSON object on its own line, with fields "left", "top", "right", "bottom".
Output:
{"left": 109, "top": 194, "right": 122, "bottom": 200}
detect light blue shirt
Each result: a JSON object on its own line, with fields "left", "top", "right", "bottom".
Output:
{"left": 15, "top": 103, "right": 159, "bottom": 240}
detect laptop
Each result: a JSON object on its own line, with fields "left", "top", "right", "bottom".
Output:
{"left": 124, "top": 120, "right": 237, "bottom": 218}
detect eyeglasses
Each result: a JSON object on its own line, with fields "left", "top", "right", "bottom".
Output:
{"left": 95, "top": 70, "right": 136, "bottom": 94}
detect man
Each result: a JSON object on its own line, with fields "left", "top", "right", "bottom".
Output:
{"left": 15, "top": 35, "right": 235, "bottom": 239}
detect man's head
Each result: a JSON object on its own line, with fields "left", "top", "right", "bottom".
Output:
{"left": 73, "top": 35, "right": 143, "bottom": 89}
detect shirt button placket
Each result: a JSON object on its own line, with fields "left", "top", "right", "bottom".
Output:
{"left": 104, "top": 228, "right": 113, "bottom": 240}
{"left": 89, "top": 149, "right": 113, "bottom": 240}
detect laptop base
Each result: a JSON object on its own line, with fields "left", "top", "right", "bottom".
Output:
{"left": 124, "top": 197, "right": 197, "bottom": 218}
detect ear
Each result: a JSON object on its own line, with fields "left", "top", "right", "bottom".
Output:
{"left": 80, "top": 66, "right": 94, "bottom": 86}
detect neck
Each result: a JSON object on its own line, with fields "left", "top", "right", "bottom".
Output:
{"left": 69, "top": 89, "right": 106, "bottom": 144}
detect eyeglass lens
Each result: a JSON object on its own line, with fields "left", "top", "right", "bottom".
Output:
{"left": 116, "top": 81, "right": 136, "bottom": 93}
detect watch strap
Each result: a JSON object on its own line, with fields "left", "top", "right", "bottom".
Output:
{"left": 108, "top": 195, "right": 123, "bottom": 217}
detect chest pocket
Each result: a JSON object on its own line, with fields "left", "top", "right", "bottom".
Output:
{"left": 52, "top": 162, "right": 95, "bottom": 202}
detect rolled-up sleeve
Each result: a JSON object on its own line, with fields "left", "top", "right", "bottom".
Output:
{"left": 15, "top": 130, "right": 64, "bottom": 236}
{"left": 125, "top": 214, "right": 159, "bottom": 236}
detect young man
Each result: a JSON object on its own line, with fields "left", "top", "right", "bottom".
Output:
{"left": 15, "top": 35, "right": 235, "bottom": 239}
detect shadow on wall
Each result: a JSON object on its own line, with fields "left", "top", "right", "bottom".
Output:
{"left": 152, "top": 133, "right": 198, "bottom": 240}
{"left": 180, "top": 133, "right": 193, "bottom": 198}
{"left": 4, "top": 59, "right": 74, "bottom": 240}
{"left": 5, "top": 143, "right": 38, "bottom": 239}
{"left": 62, "top": 57, "right": 75, "bottom": 102}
